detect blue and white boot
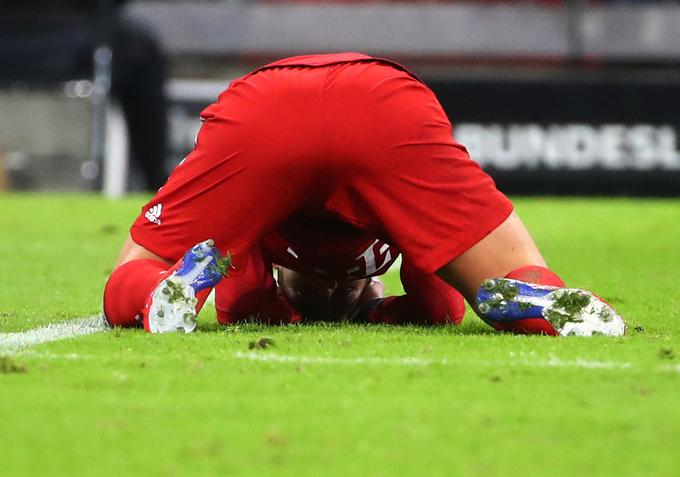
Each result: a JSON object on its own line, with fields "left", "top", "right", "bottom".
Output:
{"left": 144, "top": 239, "right": 230, "bottom": 333}
{"left": 476, "top": 278, "right": 625, "bottom": 336}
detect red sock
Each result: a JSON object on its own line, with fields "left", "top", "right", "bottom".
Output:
{"left": 492, "top": 265, "right": 566, "bottom": 336}
{"left": 103, "top": 259, "right": 211, "bottom": 328}
{"left": 103, "top": 260, "right": 170, "bottom": 327}
{"left": 506, "top": 265, "right": 565, "bottom": 288}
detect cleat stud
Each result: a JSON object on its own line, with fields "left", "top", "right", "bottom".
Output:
{"left": 162, "top": 287, "right": 170, "bottom": 295}
{"left": 478, "top": 302, "right": 491, "bottom": 314}
{"left": 552, "top": 290, "right": 590, "bottom": 315}
{"left": 482, "top": 279, "right": 497, "bottom": 291}
{"left": 157, "top": 310, "right": 164, "bottom": 318}
{"left": 497, "top": 301, "right": 509, "bottom": 313}
{"left": 206, "top": 239, "right": 214, "bottom": 247}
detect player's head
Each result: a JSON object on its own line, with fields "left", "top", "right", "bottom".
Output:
{"left": 277, "top": 267, "right": 369, "bottom": 321}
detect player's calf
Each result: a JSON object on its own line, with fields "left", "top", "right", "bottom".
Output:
{"left": 475, "top": 278, "right": 625, "bottom": 336}
{"left": 144, "top": 239, "right": 231, "bottom": 333}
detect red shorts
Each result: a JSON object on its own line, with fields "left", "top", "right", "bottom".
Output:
{"left": 131, "top": 53, "right": 513, "bottom": 275}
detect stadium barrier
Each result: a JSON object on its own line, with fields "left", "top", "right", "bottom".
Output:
{"left": 427, "top": 71, "right": 680, "bottom": 195}
{"left": 126, "top": 2, "right": 680, "bottom": 63}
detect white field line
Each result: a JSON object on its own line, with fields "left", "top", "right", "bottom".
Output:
{"left": 15, "top": 348, "right": 678, "bottom": 374}
{"left": 661, "top": 364, "right": 680, "bottom": 373}
{"left": 0, "top": 315, "right": 109, "bottom": 353}
{"left": 0, "top": 319, "right": 670, "bottom": 374}
{"left": 232, "top": 351, "right": 636, "bottom": 371}
{"left": 16, "top": 350, "right": 87, "bottom": 360}
{"left": 533, "top": 356, "right": 633, "bottom": 370}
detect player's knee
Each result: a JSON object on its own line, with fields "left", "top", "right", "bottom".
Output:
{"left": 215, "top": 308, "right": 235, "bottom": 326}
{"left": 102, "top": 265, "right": 143, "bottom": 328}
{"left": 426, "top": 289, "right": 466, "bottom": 325}
{"left": 216, "top": 290, "right": 299, "bottom": 325}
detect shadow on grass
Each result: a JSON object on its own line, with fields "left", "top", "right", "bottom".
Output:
{"left": 108, "top": 310, "right": 555, "bottom": 339}
{"left": 192, "top": 317, "right": 500, "bottom": 337}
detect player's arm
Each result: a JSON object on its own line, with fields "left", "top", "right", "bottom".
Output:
{"left": 357, "top": 257, "right": 465, "bottom": 325}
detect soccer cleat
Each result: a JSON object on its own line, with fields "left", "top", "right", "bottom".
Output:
{"left": 476, "top": 278, "right": 625, "bottom": 336}
{"left": 144, "top": 239, "right": 231, "bottom": 333}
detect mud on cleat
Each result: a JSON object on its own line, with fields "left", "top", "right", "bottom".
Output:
{"left": 145, "top": 239, "right": 231, "bottom": 333}
{"left": 475, "top": 278, "right": 625, "bottom": 336}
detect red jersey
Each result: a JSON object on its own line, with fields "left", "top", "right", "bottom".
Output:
{"left": 262, "top": 215, "right": 398, "bottom": 279}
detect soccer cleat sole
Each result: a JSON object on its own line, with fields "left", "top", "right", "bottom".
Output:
{"left": 147, "top": 276, "right": 198, "bottom": 333}
{"left": 145, "top": 239, "right": 230, "bottom": 333}
{"left": 477, "top": 278, "right": 625, "bottom": 337}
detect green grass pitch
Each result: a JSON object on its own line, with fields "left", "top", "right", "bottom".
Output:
{"left": 1, "top": 194, "right": 679, "bottom": 476}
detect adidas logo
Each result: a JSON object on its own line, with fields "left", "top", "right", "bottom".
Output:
{"left": 145, "top": 204, "right": 163, "bottom": 225}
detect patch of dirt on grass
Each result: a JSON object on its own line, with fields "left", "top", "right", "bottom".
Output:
{"left": 0, "top": 356, "right": 27, "bottom": 374}
{"left": 249, "top": 337, "right": 274, "bottom": 350}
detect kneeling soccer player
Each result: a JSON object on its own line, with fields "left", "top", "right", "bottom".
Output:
{"left": 103, "top": 52, "right": 624, "bottom": 337}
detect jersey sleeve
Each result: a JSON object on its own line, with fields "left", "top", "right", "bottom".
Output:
{"left": 214, "top": 245, "right": 301, "bottom": 325}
